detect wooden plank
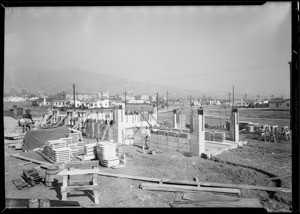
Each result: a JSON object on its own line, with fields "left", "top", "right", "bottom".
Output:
{"left": 161, "top": 179, "right": 292, "bottom": 193}
{"left": 64, "top": 160, "right": 99, "bottom": 169}
{"left": 36, "top": 151, "right": 56, "bottom": 164}
{"left": 97, "top": 171, "right": 291, "bottom": 193}
{"left": 182, "top": 192, "right": 240, "bottom": 202}
{"left": 140, "top": 183, "right": 241, "bottom": 194}
{"left": 58, "top": 168, "right": 99, "bottom": 176}
{"left": 98, "top": 171, "right": 161, "bottom": 183}
{"left": 93, "top": 173, "right": 100, "bottom": 204}
{"left": 61, "top": 185, "right": 100, "bottom": 192}
{"left": 10, "top": 154, "right": 52, "bottom": 166}
{"left": 172, "top": 198, "right": 262, "bottom": 208}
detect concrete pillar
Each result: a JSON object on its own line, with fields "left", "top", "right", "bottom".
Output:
{"left": 229, "top": 108, "right": 239, "bottom": 142}
{"left": 190, "top": 109, "right": 195, "bottom": 133}
{"left": 197, "top": 108, "right": 205, "bottom": 154}
{"left": 173, "top": 109, "right": 178, "bottom": 129}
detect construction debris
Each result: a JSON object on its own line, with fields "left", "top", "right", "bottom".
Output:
{"left": 22, "top": 168, "right": 43, "bottom": 186}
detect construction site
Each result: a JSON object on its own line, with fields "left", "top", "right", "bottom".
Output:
{"left": 3, "top": 103, "right": 292, "bottom": 211}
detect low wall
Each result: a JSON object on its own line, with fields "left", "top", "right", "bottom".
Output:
{"left": 133, "top": 132, "right": 191, "bottom": 153}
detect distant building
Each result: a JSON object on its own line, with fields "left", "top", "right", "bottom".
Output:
{"left": 52, "top": 100, "right": 68, "bottom": 108}
{"left": 65, "top": 92, "right": 97, "bottom": 101}
{"left": 269, "top": 98, "right": 290, "bottom": 110}
{"left": 98, "top": 90, "right": 109, "bottom": 99}
{"left": 234, "top": 99, "right": 248, "bottom": 107}
{"left": 89, "top": 99, "right": 109, "bottom": 108}
{"left": 3, "top": 96, "right": 27, "bottom": 102}
{"left": 135, "top": 95, "right": 149, "bottom": 101}
{"left": 128, "top": 100, "right": 144, "bottom": 104}
{"left": 149, "top": 95, "right": 156, "bottom": 102}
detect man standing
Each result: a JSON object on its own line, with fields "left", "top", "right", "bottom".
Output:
{"left": 145, "top": 126, "right": 150, "bottom": 150}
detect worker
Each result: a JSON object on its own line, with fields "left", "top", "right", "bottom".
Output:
{"left": 21, "top": 109, "right": 34, "bottom": 131}
{"left": 145, "top": 126, "right": 150, "bottom": 150}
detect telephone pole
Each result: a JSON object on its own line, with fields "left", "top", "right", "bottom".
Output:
{"left": 166, "top": 90, "right": 170, "bottom": 109}
{"left": 156, "top": 93, "right": 159, "bottom": 109}
{"left": 124, "top": 90, "right": 127, "bottom": 109}
{"left": 72, "top": 83, "right": 76, "bottom": 110}
{"left": 232, "top": 86, "right": 234, "bottom": 107}
{"left": 229, "top": 92, "right": 231, "bottom": 102}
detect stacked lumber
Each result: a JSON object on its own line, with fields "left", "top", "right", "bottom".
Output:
{"left": 116, "top": 143, "right": 122, "bottom": 157}
{"left": 80, "top": 143, "right": 97, "bottom": 160}
{"left": 96, "top": 141, "right": 119, "bottom": 167}
{"left": 77, "top": 142, "right": 85, "bottom": 155}
{"left": 61, "top": 137, "right": 72, "bottom": 145}
{"left": 44, "top": 139, "right": 71, "bottom": 163}
{"left": 67, "top": 143, "right": 79, "bottom": 156}
{"left": 44, "top": 147, "right": 71, "bottom": 163}
{"left": 70, "top": 132, "right": 80, "bottom": 143}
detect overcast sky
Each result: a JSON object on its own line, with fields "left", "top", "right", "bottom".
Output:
{"left": 5, "top": 3, "right": 291, "bottom": 97}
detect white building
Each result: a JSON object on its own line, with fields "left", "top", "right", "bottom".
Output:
{"left": 269, "top": 98, "right": 290, "bottom": 110}
{"left": 52, "top": 100, "right": 68, "bottom": 108}
{"left": 128, "top": 100, "right": 144, "bottom": 104}
{"left": 89, "top": 99, "right": 109, "bottom": 108}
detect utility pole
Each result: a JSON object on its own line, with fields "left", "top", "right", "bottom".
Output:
{"left": 156, "top": 93, "right": 159, "bottom": 109}
{"left": 166, "top": 90, "right": 170, "bottom": 109}
{"left": 229, "top": 92, "right": 231, "bottom": 102}
{"left": 232, "top": 86, "right": 234, "bottom": 107}
{"left": 124, "top": 90, "right": 127, "bottom": 109}
{"left": 72, "top": 83, "right": 76, "bottom": 110}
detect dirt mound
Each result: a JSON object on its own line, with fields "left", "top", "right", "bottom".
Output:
{"left": 4, "top": 116, "right": 19, "bottom": 134}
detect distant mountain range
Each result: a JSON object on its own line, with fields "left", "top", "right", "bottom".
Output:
{"left": 4, "top": 68, "right": 281, "bottom": 100}
{"left": 4, "top": 68, "right": 205, "bottom": 98}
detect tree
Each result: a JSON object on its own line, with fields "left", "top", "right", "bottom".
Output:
{"left": 29, "top": 94, "right": 37, "bottom": 98}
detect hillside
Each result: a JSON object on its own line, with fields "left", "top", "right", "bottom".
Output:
{"left": 4, "top": 68, "right": 202, "bottom": 97}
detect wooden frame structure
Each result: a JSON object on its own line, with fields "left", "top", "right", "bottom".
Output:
{"left": 58, "top": 161, "right": 100, "bottom": 204}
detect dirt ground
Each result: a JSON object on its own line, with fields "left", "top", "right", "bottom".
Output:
{"left": 3, "top": 116, "right": 292, "bottom": 212}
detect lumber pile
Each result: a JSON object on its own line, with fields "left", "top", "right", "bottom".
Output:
{"left": 44, "top": 139, "right": 71, "bottom": 163}
{"left": 77, "top": 143, "right": 97, "bottom": 161}
{"left": 96, "top": 141, "right": 119, "bottom": 167}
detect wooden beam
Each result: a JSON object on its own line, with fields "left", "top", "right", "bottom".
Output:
{"left": 61, "top": 185, "right": 100, "bottom": 192}
{"left": 10, "top": 154, "right": 52, "bottom": 166}
{"left": 36, "top": 151, "right": 56, "bottom": 164}
{"left": 171, "top": 198, "right": 262, "bottom": 208}
{"left": 140, "top": 183, "right": 241, "bottom": 194}
{"left": 58, "top": 168, "right": 99, "bottom": 176}
{"left": 161, "top": 179, "right": 292, "bottom": 193}
{"left": 97, "top": 171, "right": 291, "bottom": 193}
{"left": 63, "top": 160, "right": 99, "bottom": 169}
{"left": 97, "top": 171, "right": 161, "bottom": 183}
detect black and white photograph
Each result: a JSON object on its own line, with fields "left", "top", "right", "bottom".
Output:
{"left": 3, "top": 2, "right": 295, "bottom": 212}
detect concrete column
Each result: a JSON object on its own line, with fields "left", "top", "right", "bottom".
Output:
{"left": 173, "top": 109, "right": 178, "bottom": 129}
{"left": 190, "top": 109, "right": 195, "bottom": 133}
{"left": 229, "top": 108, "right": 239, "bottom": 142}
{"left": 197, "top": 108, "right": 205, "bottom": 154}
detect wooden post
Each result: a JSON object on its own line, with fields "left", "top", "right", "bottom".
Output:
{"left": 93, "top": 172, "right": 99, "bottom": 204}
{"left": 62, "top": 174, "right": 68, "bottom": 200}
